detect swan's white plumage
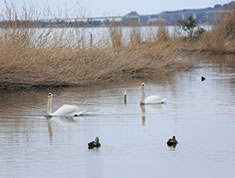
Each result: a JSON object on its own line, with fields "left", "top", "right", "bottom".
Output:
{"left": 144, "top": 95, "right": 166, "bottom": 104}
{"left": 47, "top": 93, "right": 84, "bottom": 117}
{"left": 51, "top": 104, "right": 79, "bottom": 116}
{"left": 140, "top": 83, "right": 166, "bottom": 104}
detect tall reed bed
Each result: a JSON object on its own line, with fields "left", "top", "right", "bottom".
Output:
{"left": 208, "top": 5, "right": 235, "bottom": 51}
{"left": 156, "top": 21, "right": 170, "bottom": 42}
{"left": 184, "top": 5, "right": 235, "bottom": 52}
{"left": 0, "top": 2, "right": 190, "bottom": 91}
{"left": 129, "top": 25, "right": 142, "bottom": 46}
{"left": 109, "top": 25, "right": 122, "bottom": 49}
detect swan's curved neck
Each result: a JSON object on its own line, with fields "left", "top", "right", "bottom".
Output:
{"left": 140, "top": 87, "right": 146, "bottom": 104}
{"left": 47, "top": 96, "right": 52, "bottom": 115}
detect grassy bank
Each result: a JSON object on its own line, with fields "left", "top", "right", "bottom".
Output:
{"left": 0, "top": 3, "right": 234, "bottom": 91}
{"left": 176, "top": 5, "right": 235, "bottom": 54}
{"left": 0, "top": 38, "right": 188, "bottom": 91}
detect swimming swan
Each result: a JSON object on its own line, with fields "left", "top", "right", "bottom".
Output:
{"left": 140, "top": 83, "right": 166, "bottom": 104}
{"left": 46, "top": 93, "right": 85, "bottom": 117}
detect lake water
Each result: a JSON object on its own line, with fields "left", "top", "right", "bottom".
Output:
{"left": 5, "top": 25, "right": 210, "bottom": 48}
{"left": 0, "top": 55, "right": 235, "bottom": 178}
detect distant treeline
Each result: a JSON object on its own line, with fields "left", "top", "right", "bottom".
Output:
{"left": 0, "top": 1, "right": 234, "bottom": 28}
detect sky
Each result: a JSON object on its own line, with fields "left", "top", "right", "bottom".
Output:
{"left": 0, "top": 0, "right": 230, "bottom": 18}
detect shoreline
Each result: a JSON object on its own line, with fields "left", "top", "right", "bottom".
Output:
{"left": 1, "top": 48, "right": 234, "bottom": 93}
{"left": 0, "top": 2, "right": 234, "bottom": 93}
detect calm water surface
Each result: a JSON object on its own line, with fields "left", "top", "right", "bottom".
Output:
{"left": 0, "top": 56, "right": 235, "bottom": 178}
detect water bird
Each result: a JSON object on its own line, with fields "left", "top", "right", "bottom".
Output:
{"left": 201, "top": 76, "right": 206, "bottom": 81}
{"left": 140, "top": 83, "right": 166, "bottom": 104}
{"left": 88, "top": 137, "right": 101, "bottom": 149}
{"left": 46, "top": 93, "right": 85, "bottom": 117}
{"left": 167, "top": 136, "right": 178, "bottom": 147}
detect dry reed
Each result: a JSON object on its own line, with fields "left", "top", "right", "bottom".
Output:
{"left": 156, "top": 21, "right": 170, "bottom": 42}
{"left": 0, "top": 2, "right": 203, "bottom": 91}
{"left": 109, "top": 25, "right": 123, "bottom": 49}
{"left": 208, "top": 5, "right": 235, "bottom": 51}
{"left": 129, "top": 25, "right": 142, "bottom": 46}
{"left": 179, "top": 5, "right": 235, "bottom": 53}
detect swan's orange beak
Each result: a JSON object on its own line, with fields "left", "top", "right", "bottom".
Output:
{"left": 141, "top": 83, "right": 145, "bottom": 89}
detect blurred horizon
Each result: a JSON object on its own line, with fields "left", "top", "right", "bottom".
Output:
{"left": 0, "top": 0, "right": 230, "bottom": 18}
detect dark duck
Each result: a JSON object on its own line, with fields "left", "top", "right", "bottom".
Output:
{"left": 201, "top": 76, "right": 206, "bottom": 81}
{"left": 88, "top": 137, "right": 101, "bottom": 149}
{"left": 167, "top": 136, "right": 178, "bottom": 147}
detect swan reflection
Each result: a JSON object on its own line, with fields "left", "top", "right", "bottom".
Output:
{"left": 140, "top": 105, "right": 146, "bottom": 126}
{"left": 47, "top": 119, "right": 53, "bottom": 142}
{"left": 142, "top": 115, "right": 146, "bottom": 126}
{"left": 49, "top": 116, "right": 78, "bottom": 125}
{"left": 46, "top": 116, "right": 80, "bottom": 142}
{"left": 140, "top": 103, "right": 166, "bottom": 126}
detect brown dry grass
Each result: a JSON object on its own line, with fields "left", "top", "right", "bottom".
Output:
{"left": 4, "top": 2, "right": 235, "bottom": 91}
{"left": 0, "top": 2, "right": 191, "bottom": 91}
{"left": 209, "top": 5, "right": 235, "bottom": 51}
{"left": 0, "top": 34, "right": 186, "bottom": 91}
{"left": 129, "top": 25, "right": 142, "bottom": 46}
{"left": 156, "top": 21, "right": 170, "bottom": 42}
{"left": 109, "top": 25, "right": 123, "bottom": 49}
{"left": 177, "top": 5, "right": 235, "bottom": 54}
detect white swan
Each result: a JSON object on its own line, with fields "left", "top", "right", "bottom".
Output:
{"left": 140, "top": 83, "right": 166, "bottom": 104}
{"left": 46, "top": 93, "right": 85, "bottom": 117}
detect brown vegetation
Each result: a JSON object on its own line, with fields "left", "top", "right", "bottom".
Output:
{"left": 0, "top": 2, "right": 234, "bottom": 91}
{"left": 0, "top": 31, "right": 185, "bottom": 91}
{"left": 109, "top": 25, "right": 123, "bottom": 49}
{"left": 178, "top": 5, "right": 235, "bottom": 54}
{"left": 209, "top": 6, "right": 235, "bottom": 51}
{"left": 156, "top": 21, "right": 170, "bottom": 42}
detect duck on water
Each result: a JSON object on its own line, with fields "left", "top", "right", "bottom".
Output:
{"left": 88, "top": 137, "right": 101, "bottom": 149}
{"left": 167, "top": 136, "right": 178, "bottom": 147}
